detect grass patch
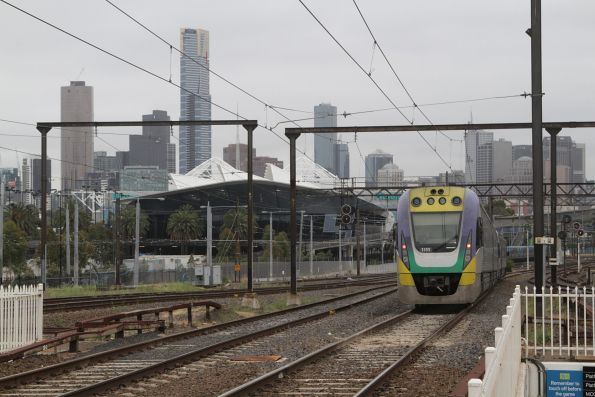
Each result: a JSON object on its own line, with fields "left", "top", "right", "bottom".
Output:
{"left": 44, "top": 282, "right": 207, "bottom": 298}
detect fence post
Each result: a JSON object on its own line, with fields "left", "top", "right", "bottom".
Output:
{"left": 468, "top": 378, "right": 483, "bottom": 397}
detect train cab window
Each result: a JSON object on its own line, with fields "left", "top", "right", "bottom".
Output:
{"left": 477, "top": 218, "right": 484, "bottom": 247}
{"left": 411, "top": 212, "right": 461, "bottom": 253}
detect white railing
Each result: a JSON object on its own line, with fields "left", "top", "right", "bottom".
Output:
{"left": 522, "top": 285, "right": 595, "bottom": 357}
{"left": 468, "top": 285, "right": 522, "bottom": 397}
{"left": 0, "top": 284, "right": 43, "bottom": 353}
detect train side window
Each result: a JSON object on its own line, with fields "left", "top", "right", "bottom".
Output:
{"left": 476, "top": 218, "right": 483, "bottom": 247}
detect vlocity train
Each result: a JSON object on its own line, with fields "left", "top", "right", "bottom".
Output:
{"left": 396, "top": 186, "right": 506, "bottom": 305}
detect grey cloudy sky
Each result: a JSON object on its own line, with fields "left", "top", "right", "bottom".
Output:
{"left": 1, "top": 0, "right": 594, "bottom": 184}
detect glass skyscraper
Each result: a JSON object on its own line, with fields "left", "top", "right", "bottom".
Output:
{"left": 180, "top": 28, "right": 211, "bottom": 174}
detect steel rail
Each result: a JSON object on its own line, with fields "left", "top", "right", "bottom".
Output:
{"left": 220, "top": 283, "right": 496, "bottom": 396}
{"left": 0, "top": 285, "right": 396, "bottom": 394}
{"left": 44, "top": 274, "right": 396, "bottom": 312}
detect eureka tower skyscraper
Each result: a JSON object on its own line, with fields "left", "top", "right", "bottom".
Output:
{"left": 179, "top": 28, "right": 211, "bottom": 174}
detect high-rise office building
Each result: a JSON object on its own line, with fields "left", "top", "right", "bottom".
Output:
{"left": 377, "top": 163, "right": 403, "bottom": 186}
{"left": 127, "top": 110, "right": 173, "bottom": 171}
{"left": 32, "top": 158, "right": 51, "bottom": 194}
{"left": 365, "top": 150, "right": 393, "bottom": 187}
{"left": 314, "top": 103, "right": 338, "bottom": 175}
{"left": 61, "top": 81, "right": 94, "bottom": 191}
{"left": 222, "top": 143, "right": 283, "bottom": 177}
{"left": 335, "top": 142, "right": 350, "bottom": 178}
{"left": 543, "top": 136, "right": 586, "bottom": 183}
{"left": 464, "top": 129, "right": 493, "bottom": 183}
{"left": 476, "top": 138, "right": 512, "bottom": 183}
{"left": 179, "top": 28, "right": 211, "bottom": 174}
{"left": 512, "top": 145, "right": 532, "bottom": 161}
{"left": 21, "top": 159, "right": 32, "bottom": 205}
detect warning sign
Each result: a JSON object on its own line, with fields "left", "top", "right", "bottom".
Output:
{"left": 547, "top": 370, "right": 582, "bottom": 396}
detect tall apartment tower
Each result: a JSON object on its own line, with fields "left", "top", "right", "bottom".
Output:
{"left": 464, "top": 129, "right": 493, "bottom": 183}
{"left": 335, "top": 142, "right": 350, "bottom": 178}
{"left": 21, "top": 159, "right": 32, "bottom": 205}
{"left": 314, "top": 103, "right": 338, "bottom": 175}
{"left": 180, "top": 28, "right": 211, "bottom": 174}
{"left": 61, "top": 81, "right": 94, "bottom": 191}
{"left": 365, "top": 150, "right": 393, "bottom": 187}
{"left": 126, "top": 110, "right": 174, "bottom": 172}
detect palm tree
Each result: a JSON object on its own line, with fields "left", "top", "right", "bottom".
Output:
{"left": 167, "top": 204, "right": 204, "bottom": 254}
{"left": 220, "top": 207, "right": 255, "bottom": 241}
{"left": 5, "top": 203, "right": 39, "bottom": 237}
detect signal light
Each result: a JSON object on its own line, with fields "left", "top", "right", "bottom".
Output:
{"left": 341, "top": 204, "right": 352, "bottom": 215}
{"left": 341, "top": 214, "right": 352, "bottom": 225}
{"left": 578, "top": 229, "right": 585, "bottom": 237}
{"left": 401, "top": 244, "right": 406, "bottom": 250}
{"left": 466, "top": 243, "right": 471, "bottom": 249}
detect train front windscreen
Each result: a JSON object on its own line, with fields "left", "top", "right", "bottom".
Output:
{"left": 411, "top": 212, "right": 461, "bottom": 253}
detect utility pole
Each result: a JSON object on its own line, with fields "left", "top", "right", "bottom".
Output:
{"left": 269, "top": 212, "right": 273, "bottom": 281}
{"left": 206, "top": 202, "right": 213, "bottom": 285}
{"left": 309, "top": 215, "right": 313, "bottom": 277}
{"left": 530, "top": 0, "right": 545, "bottom": 290}
{"left": 0, "top": 179, "right": 4, "bottom": 285}
{"left": 338, "top": 225, "right": 342, "bottom": 273}
{"left": 134, "top": 199, "right": 140, "bottom": 287}
{"left": 547, "top": 127, "right": 561, "bottom": 288}
{"left": 114, "top": 197, "right": 121, "bottom": 286}
{"left": 66, "top": 201, "right": 70, "bottom": 278}
{"left": 355, "top": 207, "right": 361, "bottom": 276}
{"left": 74, "top": 199, "right": 79, "bottom": 286}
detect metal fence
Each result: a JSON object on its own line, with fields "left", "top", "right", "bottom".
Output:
{"left": 0, "top": 284, "right": 43, "bottom": 353}
{"left": 522, "top": 285, "right": 595, "bottom": 357}
{"left": 468, "top": 285, "right": 522, "bottom": 397}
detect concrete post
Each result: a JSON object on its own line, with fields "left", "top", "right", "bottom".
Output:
{"left": 134, "top": 199, "right": 140, "bottom": 287}
{"left": 207, "top": 202, "right": 213, "bottom": 285}
{"left": 74, "top": 200, "right": 79, "bottom": 286}
{"left": 66, "top": 202, "right": 70, "bottom": 277}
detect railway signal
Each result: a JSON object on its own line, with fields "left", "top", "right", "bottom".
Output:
{"left": 577, "top": 229, "right": 585, "bottom": 237}
{"left": 573, "top": 221, "right": 582, "bottom": 230}
{"left": 340, "top": 204, "right": 353, "bottom": 225}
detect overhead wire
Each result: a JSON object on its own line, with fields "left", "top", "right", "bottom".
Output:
{"left": 0, "top": 0, "right": 323, "bottom": 163}
{"left": 296, "top": 0, "right": 454, "bottom": 171}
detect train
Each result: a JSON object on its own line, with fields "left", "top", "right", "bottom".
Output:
{"left": 396, "top": 186, "right": 506, "bottom": 305}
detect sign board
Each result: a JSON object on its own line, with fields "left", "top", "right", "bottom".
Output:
{"left": 584, "top": 366, "right": 595, "bottom": 396}
{"left": 549, "top": 258, "right": 558, "bottom": 266}
{"left": 323, "top": 214, "right": 339, "bottom": 233}
{"left": 536, "top": 236, "right": 555, "bottom": 245}
{"left": 234, "top": 263, "right": 240, "bottom": 272}
{"left": 547, "top": 369, "right": 583, "bottom": 396}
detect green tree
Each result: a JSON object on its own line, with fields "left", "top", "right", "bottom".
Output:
{"left": 221, "top": 207, "right": 256, "bottom": 241}
{"left": 167, "top": 204, "right": 204, "bottom": 254}
{"left": 5, "top": 203, "right": 39, "bottom": 237}
{"left": 120, "top": 206, "right": 150, "bottom": 239}
{"left": 492, "top": 200, "right": 515, "bottom": 216}
{"left": 3, "top": 220, "right": 28, "bottom": 276}
{"left": 273, "top": 231, "right": 291, "bottom": 261}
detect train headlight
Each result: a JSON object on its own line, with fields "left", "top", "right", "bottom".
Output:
{"left": 411, "top": 197, "right": 421, "bottom": 207}
{"left": 452, "top": 196, "right": 462, "bottom": 206}
{"left": 464, "top": 232, "right": 472, "bottom": 265}
{"left": 400, "top": 234, "right": 409, "bottom": 269}
{"left": 438, "top": 197, "right": 447, "bottom": 205}
{"left": 427, "top": 197, "right": 435, "bottom": 205}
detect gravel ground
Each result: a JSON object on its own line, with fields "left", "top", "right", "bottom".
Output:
{"left": 371, "top": 274, "right": 532, "bottom": 397}
{"left": 101, "top": 289, "right": 407, "bottom": 397}
{"left": 0, "top": 285, "right": 379, "bottom": 379}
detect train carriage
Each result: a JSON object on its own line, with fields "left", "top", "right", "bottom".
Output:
{"left": 396, "top": 186, "right": 506, "bottom": 305}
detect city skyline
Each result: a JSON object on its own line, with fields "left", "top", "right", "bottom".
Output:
{"left": 1, "top": 1, "right": 594, "bottom": 183}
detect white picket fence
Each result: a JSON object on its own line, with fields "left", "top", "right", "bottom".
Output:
{"left": 522, "top": 285, "right": 595, "bottom": 357}
{"left": 0, "top": 284, "right": 44, "bottom": 353}
{"left": 468, "top": 285, "right": 522, "bottom": 397}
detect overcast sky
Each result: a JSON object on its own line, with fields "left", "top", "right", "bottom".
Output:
{"left": 1, "top": 0, "right": 594, "bottom": 186}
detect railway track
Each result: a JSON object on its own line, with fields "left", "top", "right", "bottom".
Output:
{"left": 220, "top": 292, "right": 490, "bottom": 396}
{"left": 0, "top": 284, "right": 397, "bottom": 397}
{"left": 44, "top": 273, "right": 395, "bottom": 312}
